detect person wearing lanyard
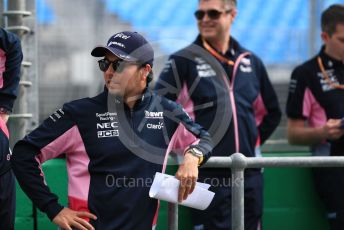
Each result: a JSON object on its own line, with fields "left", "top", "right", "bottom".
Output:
{"left": 154, "top": 0, "right": 281, "bottom": 229}
{"left": 286, "top": 4, "right": 344, "bottom": 230}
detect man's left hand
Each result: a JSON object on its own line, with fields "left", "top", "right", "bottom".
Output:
{"left": 175, "top": 152, "right": 199, "bottom": 202}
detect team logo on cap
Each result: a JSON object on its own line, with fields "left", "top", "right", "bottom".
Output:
{"left": 108, "top": 41, "right": 125, "bottom": 48}
{"left": 113, "top": 33, "right": 131, "bottom": 40}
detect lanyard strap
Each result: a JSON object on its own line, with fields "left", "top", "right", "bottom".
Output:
{"left": 202, "top": 37, "right": 251, "bottom": 153}
{"left": 317, "top": 56, "right": 344, "bottom": 90}
{"left": 202, "top": 38, "right": 235, "bottom": 66}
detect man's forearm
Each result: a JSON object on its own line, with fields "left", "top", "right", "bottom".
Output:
{"left": 287, "top": 125, "right": 325, "bottom": 145}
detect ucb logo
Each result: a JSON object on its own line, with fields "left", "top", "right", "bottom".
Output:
{"left": 97, "top": 130, "right": 119, "bottom": 138}
{"left": 145, "top": 110, "right": 163, "bottom": 119}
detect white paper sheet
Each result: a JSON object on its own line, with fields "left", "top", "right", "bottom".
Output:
{"left": 149, "top": 172, "right": 215, "bottom": 210}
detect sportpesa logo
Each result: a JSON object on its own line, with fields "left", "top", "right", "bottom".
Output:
{"left": 144, "top": 110, "right": 164, "bottom": 119}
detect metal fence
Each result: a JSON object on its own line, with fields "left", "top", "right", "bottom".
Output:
{"left": 167, "top": 153, "right": 344, "bottom": 230}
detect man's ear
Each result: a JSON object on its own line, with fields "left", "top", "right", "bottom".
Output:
{"left": 230, "top": 8, "right": 238, "bottom": 21}
{"left": 140, "top": 64, "right": 152, "bottom": 81}
{"left": 321, "top": 31, "right": 330, "bottom": 43}
{"left": 142, "top": 64, "right": 152, "bottom": 76}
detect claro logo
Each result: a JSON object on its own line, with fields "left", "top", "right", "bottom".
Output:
{"left": 147, "top": 122, "right": 164, "bottom": 130}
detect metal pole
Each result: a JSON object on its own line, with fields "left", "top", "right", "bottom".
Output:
{"left": 231, "top": 153, "right": 246, "bottom": 230}
{"left": 246, "top": 156, "right": 344, "bottom": 168}
{"left": 7, "top": 0, "right": 27, "bottom": 145}
{"left": 168, "top": 202, "right": 178, "bottom": 230}
{"left": 201, "top": 156, "right": 232, "bottom": 168}
{"left": 5, "top": 0, "right": 36, "bottom": 147}
{"left": 4, "top": 1, "right": 38, "bottom": 229}
{"left": 309, "top": 0, "right": 317, "bottom": 57}
{"left": 309, "top": 0, "right": 324, "bottom": 57}
{"left": 0, "top": 0, "right": 4, "bottom": 27}
{"left": 202, "top": 154, "right": 344, "bottom": 230}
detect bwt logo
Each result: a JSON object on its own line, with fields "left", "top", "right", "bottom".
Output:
{"left": 145, "top": 110, "right": 164, "bottom": 119}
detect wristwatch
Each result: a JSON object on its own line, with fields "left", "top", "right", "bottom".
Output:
{"left": 0, "top": 107, "right": 10, "bottom": 115}
{"left": 187, "top": 147, "right": 204, "bottom": 166}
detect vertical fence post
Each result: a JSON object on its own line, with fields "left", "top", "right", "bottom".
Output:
{"left": 231, "top": 153, "right": 246, "bottom": 230}
{"left": 168, "top": 202, "right": 178, "bottom": 230}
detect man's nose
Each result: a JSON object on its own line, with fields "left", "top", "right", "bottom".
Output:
{"left": 106, "top": 64, "right": 115, "bottom": 73}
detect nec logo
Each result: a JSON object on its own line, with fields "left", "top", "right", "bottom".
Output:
{"left": 145, "top": 110, "right": 163, "bottom": 119}
{"left": 96, "top": 122, "right": 118, "bottom": 129}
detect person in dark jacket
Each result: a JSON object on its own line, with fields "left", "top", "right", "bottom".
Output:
{"left": 286, "top": 4, "right": 344, "bottom": 230}
{"left": 0, "top": 28, "right": 23, "bottom": 230}
{"left": 154, "top": 0, "right": 281, "bottom": 229}
{"left": 11, "top": 31, "right": 213, "bottom": 230}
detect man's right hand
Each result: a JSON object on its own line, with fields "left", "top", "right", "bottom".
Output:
{"left": 323, "top": 119, "right": 344, "bottom": 141}
{"left": 52, "top": 207, "right": 97, "bottom": 230}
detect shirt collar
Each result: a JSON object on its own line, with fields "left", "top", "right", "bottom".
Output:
{"left": 103, "top": 87, "right": 152, "bottom": 111}
{"left": 195, "top": 35, "right": 239, "bottom": 58}
{"left": 319, "top": 46, "right": 344, "bottom": 69}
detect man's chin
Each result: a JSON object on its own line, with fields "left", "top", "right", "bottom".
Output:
{"left": 201, "top": 31, "right": 217, "bottom": 40}
{"left": 107, "top": 88, "right": 122, "bottom": 96}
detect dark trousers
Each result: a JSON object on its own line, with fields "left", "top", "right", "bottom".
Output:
{"left": 190, "top": 172, "right": 263, "bottom": 230}
{"left": 0, "top": 169, "right": 15, "bottom": 230}
{"left": 313, "top": 168, "right": 344, "bottom": 230}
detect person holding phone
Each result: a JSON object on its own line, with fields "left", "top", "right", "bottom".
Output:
{"left": 286, "top": 4, "right": 344, "bottom": 229}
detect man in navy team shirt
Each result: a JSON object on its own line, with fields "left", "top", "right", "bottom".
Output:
{"left": 12, "top": 31, "right": 213, "bottom": 230}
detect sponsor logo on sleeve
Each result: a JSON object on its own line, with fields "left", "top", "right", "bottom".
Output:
{"left": 49, "top": 109, "right": 65, "bottom": 122}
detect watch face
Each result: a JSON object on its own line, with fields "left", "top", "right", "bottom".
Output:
{"left": 0, "top": 107, "right": 10, "bottom": 115}
{"left": 192, "top": 148, "right": 203, "bottom": 157}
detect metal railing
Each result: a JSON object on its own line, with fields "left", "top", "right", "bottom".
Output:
{"left": 167, "top": 153, "right": 344, "bottom": 230}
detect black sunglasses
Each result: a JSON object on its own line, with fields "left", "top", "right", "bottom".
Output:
{"left": 98, "top": 59, "right": 143, "bottom": 73}
{"left": 194, "top": 9, "right": 231, "bottom": 20}
{"left": 98, "top": 59, "right": 125, "bottom": 72}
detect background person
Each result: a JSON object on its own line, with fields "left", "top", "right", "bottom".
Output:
{"left": 0, "top": 28, "right": 23, "bottom": 230}
{"left": 154, "top": 0, "right": 281, "bottom": 229}
{"left": 286, "top": 4, "right": 344, "bottom": 230}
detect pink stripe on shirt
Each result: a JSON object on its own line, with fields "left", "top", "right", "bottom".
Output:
{"left": 303, "top": 87, "right": 327, "bottom": 127}
{"left": 0, "top": 49, "right": 6, "bottom": 88}
{"left": 36, "top": 125, "right": 90, "bottom": 211}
